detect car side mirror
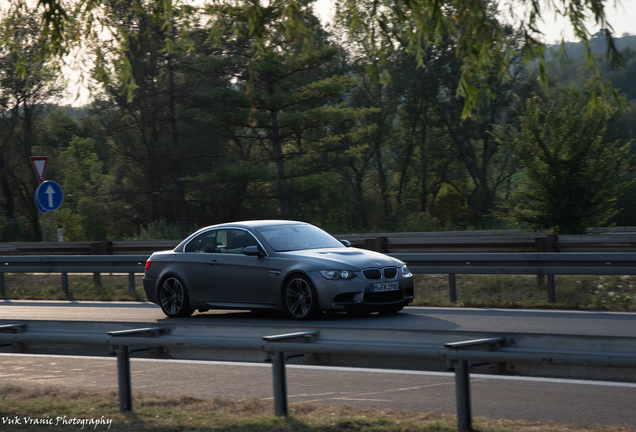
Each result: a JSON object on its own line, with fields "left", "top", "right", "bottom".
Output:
{"left": 340, "top": 240, "right": 351, "bottom": 247}
{"left": 243, "top": 245, "right": 266, "bottom": 257}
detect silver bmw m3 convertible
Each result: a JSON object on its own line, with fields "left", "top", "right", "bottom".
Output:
{"left": 143, "top": 220, "right": 414, "bottom": 320}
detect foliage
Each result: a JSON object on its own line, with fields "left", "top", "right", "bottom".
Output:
{"left": 0, "top": 2, "right": 635, "bottom": 240}
{"left": 0, "top": 11, "right": 64, "bottom": 241}
{"left": 54, "top": 136, "right": 112, "bottom": 241}
{"left": 9, "top": 0, "right": 625, "bottom": 118}
{"left": 495, "top": 87, "right": 633, "bottom": 234}
{"left": 133, "top": 219, "right": 182, "bottom": 240}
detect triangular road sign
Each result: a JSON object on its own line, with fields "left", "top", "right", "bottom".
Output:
{"left": 29, "top": 156, "right": 48, "bottom": 184}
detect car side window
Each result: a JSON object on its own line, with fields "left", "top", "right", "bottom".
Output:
{"left": 215, "top": 229, "right": 259, "bottom": 254}
{"left": 185, "top": 231, "right": 217, "bottom": 253}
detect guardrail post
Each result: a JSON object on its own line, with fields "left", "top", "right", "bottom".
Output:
{"left": 115, "top": 345, "right": 132, "bottom": 412}
{"left": 128, "top": 273, "right": 135, "bottom": 296}
{"left": 445, "top": 337, "right": 504, "bottom": 432}
{"left": 108, "top": 327, "right": 167, "bottom": 412}
{"left": 364, "top": 237, "right": 388, "bottom": 253}
{"left": 90, "top": 241, "right": 112, "bottom": 286}
{"left": 263, "top": 331, "right": 319, "bottom": 417}
{"left": 454, "top": 359, "right": 471, "bottom": 431}
{"left": 0, "top": 272, "right": 5, "bottom": 297}
{"left": 271, "top": 351, "right": 287, "bottom": 416}
{"left": 548, "top": 274, "right": 556, "bottom": 303}
{"left": 62, "top": 273, "right": 69, "bottom": 296}
{"left": 449, "top": 274, "right": 457, "bottom": 303}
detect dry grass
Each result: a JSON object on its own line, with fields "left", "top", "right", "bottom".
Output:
{"left": 0, "top": 273, "right": 146, "bottom": 301}
{"left": 2, "top": 272, "right": 636, "bottom": 311}
{"left": 0, "top": 386, "right": 633, "bottom": 431}
{"left": 412, "top": 274, "right": 636, "bottom": 311}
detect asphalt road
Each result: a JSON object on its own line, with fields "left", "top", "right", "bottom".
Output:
{"left": 1, "top": 301, "right": 635, "bottom": 428}
{"left": 1, "top": 353, "right": 635, "bottom": 428}
{"left": 1, "top": 300, "right": 635, "bottom": 337}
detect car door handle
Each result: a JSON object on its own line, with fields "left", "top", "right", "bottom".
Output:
{"left": 209, "top": 260, "right": 219, "bottom": 265}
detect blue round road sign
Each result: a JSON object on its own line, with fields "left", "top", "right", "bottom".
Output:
{"left": 36, "top": 181, "right": 64, "bottom": 211}
{"left": 34, "top": 188, "right": 47, "bottom": 213}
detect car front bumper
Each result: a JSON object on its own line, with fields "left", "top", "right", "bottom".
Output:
{"left": 308, "top": 271, "right": 415, "bottom": 311}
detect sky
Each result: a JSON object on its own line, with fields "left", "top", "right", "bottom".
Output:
{"left": 536, "top": 1, "right": 635, "bottom": 43}
{"left": 312, "top": 0, "right": 635, "bottom": 43}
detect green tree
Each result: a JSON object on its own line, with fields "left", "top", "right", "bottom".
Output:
{"left": 55, "top": 136, "right": 112, "bottom": 240}
{"left": 0, "top": 10, "right": 63, "bottom": 241}
{"left": 6, "top": 0, "right": 623, "bottom": 117}
{"left": 336, "top": 2, "right": 530, "bottom": 229}
{"left": 89, "top": 0, "right": 209, "bottom": 237}
{"left": 495, "top": 87, "right": 633, "bottom": 234}
{"left": 215, "top": 2, "right": 374, "bottom": 220}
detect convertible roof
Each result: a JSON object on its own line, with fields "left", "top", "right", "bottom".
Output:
{"left": 174, "top": 220, "right": 310, "bottom": 252}
{"left": 206, "top": 220, "right": 307, "bottom": 229}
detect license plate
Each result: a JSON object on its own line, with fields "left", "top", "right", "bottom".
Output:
{"left": 370, "top": 282, "right": 399, "bottom": 293}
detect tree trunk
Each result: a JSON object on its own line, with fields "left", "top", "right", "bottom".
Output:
{"left": 167, "top": 54, "right": 188, "bottom": 237}
{"left": 269, "top": 90, "right": 289, "bottom": 219}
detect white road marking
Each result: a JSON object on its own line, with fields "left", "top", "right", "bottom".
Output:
{"left": 1, "top": 352, "right": 635, "bottom": 389}
{"left": 407, "top": 306, "right": 636, "bottom": 316}
{"left": 260, "top": 392, "right": 338, "bottom": 400}
{"left": 331, "top": 398, "right": 393, "bottom": 401}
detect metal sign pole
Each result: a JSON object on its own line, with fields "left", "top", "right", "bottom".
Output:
{"left": 49, "top": 212, "right": 55, "bottom": 242}
{"left": 42, "top": 213, "right": 46, "bottom": 241}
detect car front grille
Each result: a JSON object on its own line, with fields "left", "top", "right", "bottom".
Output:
{"left": 384, "top": 267, "right": 397, "bottom": 278}
{"left": 362, "top": 269, "right": 382, "bottom": 279}
{"left": 362, "top": 267, "right": 398, "bottom": 280}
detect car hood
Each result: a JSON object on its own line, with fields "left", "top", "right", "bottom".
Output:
{"left": 275, "top": 247, "right": 403, "bottom": 270}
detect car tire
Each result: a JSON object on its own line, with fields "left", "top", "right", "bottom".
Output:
{"left": 159, "top": 276, "right": 194, "bottom": 318}
{"left": 283, "top": 275, "right": 320, "bottom": 320}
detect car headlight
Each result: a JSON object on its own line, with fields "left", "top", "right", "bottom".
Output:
{"left": 319, "top": 270, "right": 357, "bottom": 280}
{"left": 401, "top": 265, "right": 412, "bottom": 277}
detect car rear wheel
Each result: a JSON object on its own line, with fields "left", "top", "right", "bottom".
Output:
{"left": 283, "top": 275, "right": 319, "bottom": 320}
{"left": 159, "top": 276, "right": 194, "bottom": 318}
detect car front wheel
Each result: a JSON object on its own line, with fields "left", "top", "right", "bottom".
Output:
{"left": 159, "top": 276, "right": 194, "bottom": 318}
{"left": 283, "top": 275, "right": 319, "bottom": 320}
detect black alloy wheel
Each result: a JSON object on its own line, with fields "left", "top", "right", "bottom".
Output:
{"left": 159, "top": 276, "right": 194, "bottom": 318}
{"left": 283, "top": 275, "right": 319, "bottom": 320}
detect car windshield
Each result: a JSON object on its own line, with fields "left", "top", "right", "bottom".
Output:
{"left": 256, "top": 224, "right": 344, "bottom": 252}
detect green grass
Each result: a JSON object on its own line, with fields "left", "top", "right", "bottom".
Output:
{"left": 0, "top": 273, "right": 146, "bottom": 301}
{"left": 0, "top": 386, "right": 631, "bottom": 431}
{"left": 2, "top": 273, "right": 636, "bottom": 311}
{"left": 412, "top": 274, "right": 636, "bottom": 311}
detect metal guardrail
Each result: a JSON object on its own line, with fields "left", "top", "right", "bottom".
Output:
{"left": 2, "top": 253, "right": 636, "bottom": 303}
{"left": 1, "top": 324, "right": 635, "bottom": 431}
{"left": 340, "top": 229, "right": 636, "bottom": 253}
{"left": 393, "top": 252, "right": 636, "bottom": 303}
{"left": 0, "top": 255, "right": 148, "bottom": 296}
{"left": 0, "top": 240, "right": 178, "bottom": 256}
{"left": 2, "top": 228, "right": 636, "bottom": 256}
